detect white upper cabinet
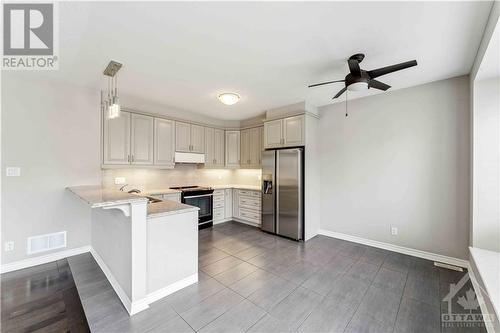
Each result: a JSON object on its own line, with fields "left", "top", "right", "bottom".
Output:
{"left": 264, "top": 119, "right": 283, "bottom": 148}
{"left": 240, "top": 126, "right": 263, "bottom": 167}
{"left": 190, "top": 124, "right": 205, "bottom": 153}
{"left": 225, "top": 130, "right": 240, "bottom": 168}
{"left": 176, "top": 122, "right": 205, "bottom": 153}
{"left": 130, "top": 113, "right": 154, "bottom": 165}
{"left": 264, "top": 115, "right": 304, "bottom": 149}
{"left": 204, "top": 127, "right": 215, "bottom": 166}
{"left": 214, "top": 129, "right": 225, "bottom": 167}
{"left": 205, "top": 127, "right": 225, "bottom": 167}
{"left": 240, "top": 129, "right": 251, "bottom": 167}
{"left": 154, "top": 118, "right": 175, "bottom": 167}
{"left": 283, "top": 115, "right": 304, "bottom": 147}
{"left": 175, "top": 122, "right": 191, "bottom": 152}
{"left": 249, "top": 126, "right": 263, "bottom": 166}
{"left": 103, "top": 111, "right": 131, "bottom": 165}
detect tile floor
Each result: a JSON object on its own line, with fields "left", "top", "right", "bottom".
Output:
{"left": 67, "top": 221, "right": 486, "bottom": 333}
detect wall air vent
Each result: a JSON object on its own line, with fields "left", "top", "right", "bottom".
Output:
{"left": 27, "top": 231, "right": 67, "bottom": 255}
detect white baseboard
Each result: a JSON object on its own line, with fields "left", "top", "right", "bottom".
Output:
{"left": 232, "top": 218, "right": 261, "bottom": 228}
{"left": 467, "top": 261, "right": 498, "bottom": 333}
{"left": 146, "top": 273, "right": 198, "bottom": 304}
{"left": 90, "top": 248, "right": 141, "bottom": 315}
{"left": 317, "top": 229, "right": 469, "bottom": 268}
{"left": 90, "top": 248, "right": 197, "bottom": 316}
{"left": 214, "top": 218, "right": 232, "bottom": 225}
{"left": 1, "top": 245, "right": 91, "bottom": 274}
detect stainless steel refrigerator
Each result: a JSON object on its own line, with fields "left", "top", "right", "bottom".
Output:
{"left": 261, "top": 148, "right": 304, "bottom": 240}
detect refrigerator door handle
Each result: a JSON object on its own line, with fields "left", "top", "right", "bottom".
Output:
{"left": 276, "top": 151, "right": 280, "bottom": 235}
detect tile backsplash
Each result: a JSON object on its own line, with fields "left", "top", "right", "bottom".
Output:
{"left": 102, "top": 165, "right": 261, "bottom": 190}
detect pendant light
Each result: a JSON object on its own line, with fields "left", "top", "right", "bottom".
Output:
{"left": 101, "top": 61, "right": 123, "bottom": 119}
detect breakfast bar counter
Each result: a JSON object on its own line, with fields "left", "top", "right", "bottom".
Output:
{"left": 66, "top": 185, "right": 198, "bottom": 316}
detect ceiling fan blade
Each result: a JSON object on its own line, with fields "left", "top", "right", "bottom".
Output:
{"left": 369, "top": 80, "right": 391, "bottom": 91}
{"left": 348, "top": 59, "right": 361, "bottom": 76}
{"left": 367, "top": 60, "right": 417, "bottom": 79}
{"left": 332, "top": 87, "right": 347, "bottom": 99}
{"left": 308, "top": 79, "right": 345, "bottom": 88}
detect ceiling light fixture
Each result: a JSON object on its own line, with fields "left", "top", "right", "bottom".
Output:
{"left": 101, "top": 60, "right": 123, "bottom": 119}
{"left": 347, "top": 81, "right": 368, "bottom": 91}
{"left": 217, "top": 92, "right": 240, "bottom": 105}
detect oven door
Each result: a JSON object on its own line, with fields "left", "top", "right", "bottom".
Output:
{"left": 183, "top": 193, "right": 213, "bottom": 226}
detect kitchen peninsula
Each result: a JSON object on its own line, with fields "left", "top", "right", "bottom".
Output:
{"left": 67, "top": 185, "right": 199, "bottom": 315}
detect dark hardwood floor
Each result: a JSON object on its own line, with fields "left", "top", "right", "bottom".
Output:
{"left": 1, "top": 258, "right": 90, "bottom": 333}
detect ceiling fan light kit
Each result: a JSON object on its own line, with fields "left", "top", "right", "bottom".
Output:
{"left": 308, "top": 53, "right": 418, "bottom": 99}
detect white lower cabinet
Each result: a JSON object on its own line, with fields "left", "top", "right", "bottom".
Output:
{"left": 213, "top": 189, "right": 226, "bottom": 223}
{"left": 232, "top": 189, "right": 261, "bottom": 226}
{"left": 212, "top": 188, "right": 261, "bottom": 225}
{"left": 224, "top": 189, "right": 233, "bottom": 219}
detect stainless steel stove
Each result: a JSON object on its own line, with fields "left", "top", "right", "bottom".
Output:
{"left": 170, "top": 186, "right": 214, "bottom": 229}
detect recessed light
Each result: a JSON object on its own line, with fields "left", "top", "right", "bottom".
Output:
{"left": 217, "top": 92, "right": 240, "bottom": 105}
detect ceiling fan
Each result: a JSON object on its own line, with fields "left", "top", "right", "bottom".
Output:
{"left": 308, "top": 54, "right": 417, "bottom": 99}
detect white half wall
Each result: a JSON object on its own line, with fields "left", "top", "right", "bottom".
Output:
{"left": 318, "top": 76, "right": 470, "bottom": 260}
{"left": 1, "top": 74, "right": 101, "bottom": 264}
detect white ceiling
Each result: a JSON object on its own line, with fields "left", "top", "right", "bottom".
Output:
{"left": 28, "top": 1, "right": 492, "bottom": 120}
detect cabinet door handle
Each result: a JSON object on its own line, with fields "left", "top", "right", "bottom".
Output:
{"left": 128, "top": 155, "right": 130, "bottom": 162}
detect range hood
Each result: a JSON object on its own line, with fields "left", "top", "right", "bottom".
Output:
{"left": 175, "top": 152, "right": 205, "bottom": 164}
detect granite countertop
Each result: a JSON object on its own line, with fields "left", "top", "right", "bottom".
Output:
{"left": 141, "top": 188, "right": 182, "bottom": 195}
{"left": 67, "top": 185, "right": 147, "bottom": 208}
{"left": 147, "top": 200, "right": 199, "bottom": 218}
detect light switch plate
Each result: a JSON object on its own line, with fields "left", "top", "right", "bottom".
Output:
{"left": 114, "top": 177, "right": 126, "bottom": 185}
{"left": 6, "top": 167, "right": 21, "bottom": 177}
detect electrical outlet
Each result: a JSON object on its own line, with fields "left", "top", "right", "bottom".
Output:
{"left": 114, "top": 177, "right": 126, "bottom": 185}
{"left": 6, "top": 167, "right": 21, "bottom": 177}
{"left": 4, "top": 241, "right": 14, "bottom": 252}
{"left": 391, "top": 227, "right": 398, "bottom": 236}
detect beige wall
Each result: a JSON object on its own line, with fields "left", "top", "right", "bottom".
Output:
{"left": 2, "top": 74, "right": 101, "bottom": 264}
{"left": 318, "top": 76, "right": 470, "bottom": 259}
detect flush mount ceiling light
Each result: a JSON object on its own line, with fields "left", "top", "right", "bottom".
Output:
{"left": 217, "top": 92, "right": 240, "bottom": 105}
{"left": 101, "top": 60, "right": 123, "bottom": 119}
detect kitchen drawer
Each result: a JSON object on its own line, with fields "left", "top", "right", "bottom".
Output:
{"left": 213, "top": 189, "right": 225, "bottom": 196}
{"left": 239, "top": 196, "right": 261, "bottom": 210}
{"left": 238, "top": 189, "right": 261, "bottom": 198}
{"left": 213, "top": 200, "right": 225, "bottom": 209}
{"left": 239, "top": 208, "right": 261, "bottom": 223}
{"left": 213, "top": 207, "right": 224, "bottom": 221}
{"left": 214, "top": 194, "right": 225, "bottom": 202}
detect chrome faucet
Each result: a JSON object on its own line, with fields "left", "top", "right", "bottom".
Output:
{"left": 119, "top": 184, "right": 128, "bottom": 191}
